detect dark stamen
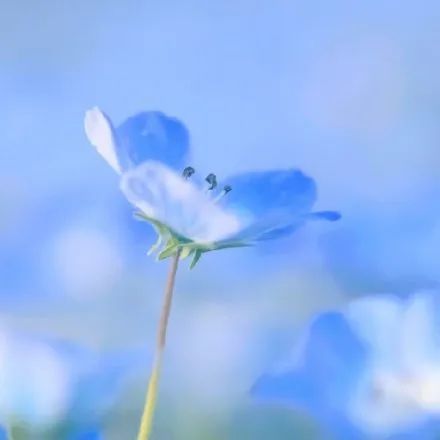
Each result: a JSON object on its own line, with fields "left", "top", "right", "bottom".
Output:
{"left": 205, "top": 173, "right": 217, "bottom": 190}
{"left": 182, "top": 166, "right": 195, "bottom": 179}
{"left": 214, "top": 185, "right": 232, "bottom": 202}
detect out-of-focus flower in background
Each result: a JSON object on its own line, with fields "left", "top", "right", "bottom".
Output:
{"left": 0, "top": 328, "right": 144, "bottom": 439}
{"left": 252, "top": 291, "right": 440, "bottom": 438}
{"left": 0, "top": 191, "right": 132, "bottom": 303}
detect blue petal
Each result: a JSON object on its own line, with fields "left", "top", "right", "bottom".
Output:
{"left": 115, "top": 111, "right": 190, "bottom": 171}
{"left": 253, "top": 224, "right": 302, "bottom": 241}
{"left": 252, "top": 312, "right": 368, "bottom": 439}
{"left": 251, "top": 211, "right": 341, "bottom": 241}
{"left": 253, "top": 312, "right": 367, "bottom": 411}
{"left": 307, "top": 210, "right": 341, "bottom": 221}
{"left": 299, "top": 312, "right": 368, "bottom": 408}
{"left": 221, "top": 169, "right": 318, "bottom": 241}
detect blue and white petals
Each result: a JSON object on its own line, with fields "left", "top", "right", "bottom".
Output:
{"left": 116, "top": 111, "right": 190, "bottom": 171}
{"left": 221, "top": 169, "right": 339, "bottom": 242}
{"left": 120, "top": 163, "right": 340, "bottom": 249}
{"left": 224, "top": 169, "right": 317, "bottom": 221}
{"left": 348, "top": 294, "right": 440, "bottom": 436}
{"left": 252, "top": 292, "right": 440, "bottom": 438}
{"left": 85, "top": 107, "right": 122, "bottom": 174}
{"left": 121, "top": 161, "right": 242, "bottom": 244}
{"left": 252, "top": 312, "right": 367, "bottom": 411}
{"left": 85, "top": 107, "right": 190, "bottom": 173}
{"left": 0, "top": 330, "right": 144, "bottom": 435}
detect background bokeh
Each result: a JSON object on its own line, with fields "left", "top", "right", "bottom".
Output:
{"left": 1, "top": 1, "right": 440, "bottom": 438}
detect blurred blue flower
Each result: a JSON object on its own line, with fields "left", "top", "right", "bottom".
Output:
{"left": 252, "top": 292, "right": 440, "bottom": 439}
{"left": 85, "top": 107, "right": 340, "bottom": 266}
{"left": 0, "top": 329, "right": 145, "bottom": 437}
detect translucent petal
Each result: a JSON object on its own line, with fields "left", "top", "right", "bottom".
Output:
{"left": 307, "top": 211, "right": 341, "bottom": 221}
{"left": 116, "top": 111, "right": 190, "bottom": 171}
{"left": 84, "top": 107, "right": 122, "bottom": 173}
{"left": 252, "top": 312, "right": 367, "bottom": 410}
{"left": 120, "top": 161, "right": 242, "bottom": 243}
{"left": 299, "top": 312, "right": 368, "bottom": 407}
{"left": 346, "top": 295, "right": 403, "bottom": 368}
{"left": 221, "top": 169, "right": 319, "bottom": 241}
{"left": 85, "top": 108, "right": 191, "bottom": 174}
{"left": 400, "top": 291, "right": 440, "bottom": 372}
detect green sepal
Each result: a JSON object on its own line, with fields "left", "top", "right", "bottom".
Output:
{"left": 209, "top": 241, "right": 255, "bottom": 251}
{"left": 190, "top": 249, "right": 203, "bottom": 269}
{"left": 179, "top": 246, "right": 194, "bottom": 260}
{"left": 147, "top": 225, "right": 165, "bottom": 255}
{"left": 157, "top": 242, "right": 179, "bottom": 260}
{"left": 133, "top": 211, "right": 191, "bottom": 244}
{"left": 133, "top": 210, "right": 255, "bottom": 268}
{"left": 178, "top": 240, "right": 254, "bottom": 253}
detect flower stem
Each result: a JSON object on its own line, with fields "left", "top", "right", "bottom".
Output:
{"left": 137, "top": 249, "right": 181, "bottom": 440}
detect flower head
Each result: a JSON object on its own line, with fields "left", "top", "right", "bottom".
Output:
{"left": 85, "top": 107, "right": 340, "bottom": 267}
{"left": 0, "top": 329, "right": 144, "bottom": 436}
{"left": 251, "top": 291, "right": 440, "bottom": 438}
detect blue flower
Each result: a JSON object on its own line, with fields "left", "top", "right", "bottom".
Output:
{"left": 252, "top": 292, "right": 440, "bottom": 439}
{"left": 0, "top": 330, "right": 144, "bottom": 436}
{"left": 85, "top": 107, "right": 340, "bottom": 266}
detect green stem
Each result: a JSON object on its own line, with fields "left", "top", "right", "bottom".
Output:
{"left": 137, "top": 249, "right": 181, "bottom": 440}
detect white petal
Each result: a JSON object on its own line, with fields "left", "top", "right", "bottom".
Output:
{"left": 120, "top": 161, "right": 242, "bottom": 243}
{"left": 400, "top": 291, "right": 440, "bottom": 372}
{"left": 84, "top": 107, "right": 122, "bottom": 174}
{"left": 346, "top": 295, "right": 403, "bottom": 367}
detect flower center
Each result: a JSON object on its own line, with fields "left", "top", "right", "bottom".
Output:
{"left": 370, "top": 370, "right": 440, "bottom": 412}
{"left": 205, "top": 173, "right": 217, "bottom": 191}
{"left": 182, "top": 167, "right": 232, "bottom": 201}
{"left": 182, "top": 166, "right": 195, "bottom": 179}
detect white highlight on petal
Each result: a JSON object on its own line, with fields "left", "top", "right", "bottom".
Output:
{"left": 347, "top": 295, "right": 403, "bottom": 367}
{"left": 400, "top": 292, "right": 440, "bottom": 371}
{"left": 413, "top": 370, "right": 440, "bottom": 411}
{"left": 120, "top": 161, "right": 242, "bottom": 243}
{"left": 84, "top": 107, "right": 121, "bottom": 174}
